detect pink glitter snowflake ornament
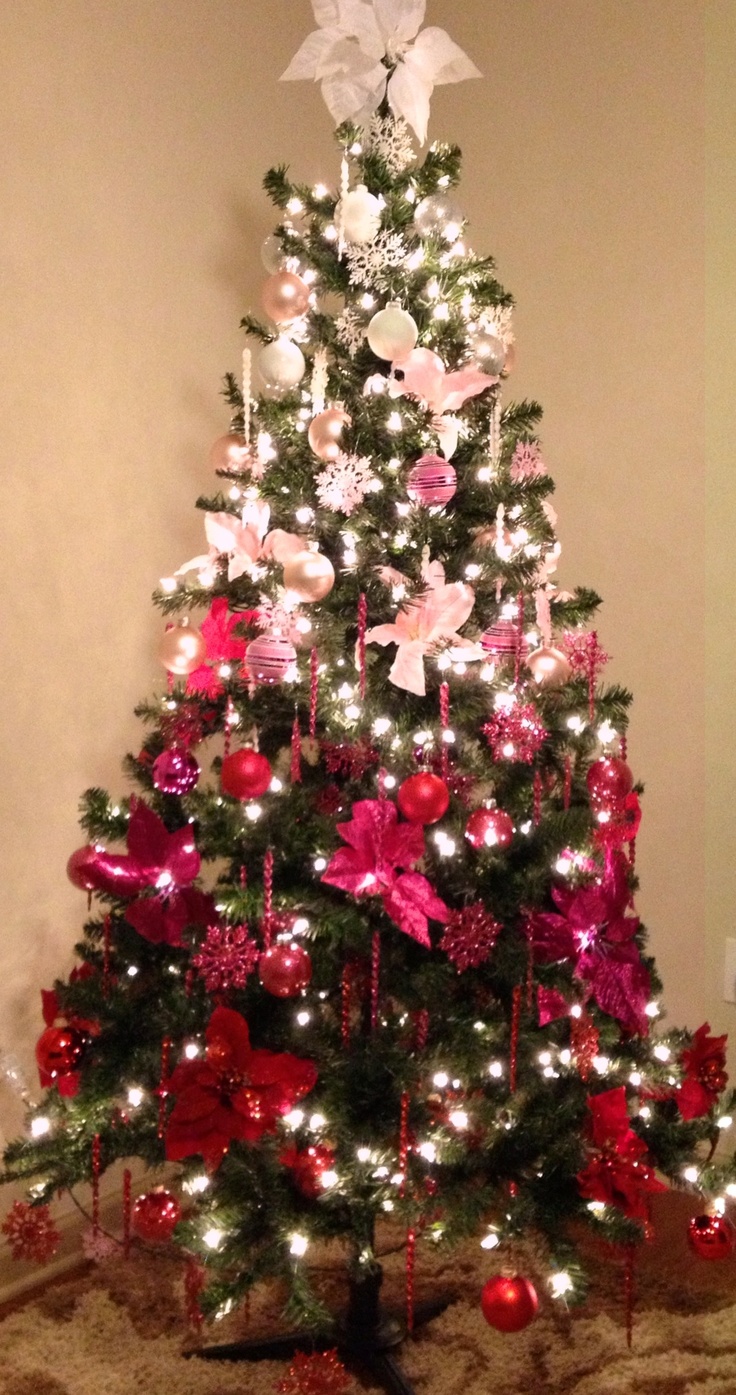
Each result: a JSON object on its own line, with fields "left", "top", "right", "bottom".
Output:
{"left": 440, "top": 904, "right": 501, "bottom": 972}
{"left": 316, "top": 452, "right": 377, "bottom": 515}
{"left": 483, "top": 701, "right": 548, "bottom": 764}
{"left": 509, "top": 440, "right": 546, "bottom": 482}
{"left": 192, "top": 925, "right": 260, "bottom": 993}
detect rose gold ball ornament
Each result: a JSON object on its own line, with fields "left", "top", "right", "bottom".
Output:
{"left": 258, "top": 336, "right": 306, "bottom": 390}
{"left": 366, "top": 301, "right": 418, "bottom": 362}
{"left": 337, "top": 184, "right": 382, "bottom": 244}
{"left": 208, "top": 432, "right": 252, "bottom": 474}
{"left": 159, "top": 621, "right": 207, "bottom": 676}
{"left": 244, "top": 634, "right": 297, "bottom": 685}
{"left": 307, "top": 407, "right": 351, "bottom": 462}
{"left": 526, "top": 646, "right": 572, "bottom": 689}
{"left": 407, "top": 455, "right": 457, "bottom": 507}
{"left": 261, "top": 271, "right": 311, "bottom": 325}
{"left": 282, "top": 550, "right": 335, "bottom": 603}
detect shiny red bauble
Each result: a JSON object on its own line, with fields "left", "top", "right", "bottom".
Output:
{"left": 221, "top": 748, "right": 272, "bottom": 800}
{"left": 465, "top": 807, "right": 514, "bottom": 850}
{"left": 407, "top": 455, "right": 457, "bottom": 507}
{"left": 481, "top": 1274, "right": 539, "bottom": 1332}
{"left": 66, "top": 845, "right": 100, "bottom": 892}
{"left": 35, "top": 1025, "right": 86, "bottom": 1079}
{"left": 288, "top": 1145, "right": 336, "bottom": 1200}
{"left": 586, "top": 757, "right": 633, "bottom": 806}
{"left": 686, "top": 1213, "right": 736, "bottom": 1260}
{"left": 258, "top": 943, "right": 312, "bottom": 998}
{"left": 131, "top": 1190, "right": 182, "bottom": 1244}
{"left": 397, "top": 773, "right": 450, "bottom": 825}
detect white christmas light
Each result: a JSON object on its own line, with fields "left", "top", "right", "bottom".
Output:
{"left": 566, "top": 715, "right": 586, "bottom": 734}
{"left": 383, "top": 774, "right": 397, "bottom": 790}
{"left": 296, "top": 1011, "right": 311, "bottom": 1027}
{"left": 683, "top": 1166, "right": 699, "bottom": 1184}
{"left": 127, "top": 1087, "right": 144, "bottom": 1108}
{"left": 284, "top": 1110, "right": 304, "bottom": 1129}
{"left": 203, "top": 1228, "right": 223, "bottom": 1250}
{"left": 321, "top": 1170, "right": 339, "bottom": 1189}
{"left": 373, "top": 717, "right": 391, "bottom": 736}
{"left": 638, "top": 1105, "right": 652, "bottom": 1120}
{"left": 538, "top": 1051, "right": 552, "bottom": 1067}
{"left": 295, "top": 507, "right": 313, "bottom": 524}
{"left": 286, "top": 197, "right": 303, "bottom": 215}
{"left": 387, "top": 412, "right": 403, "bottom": 432}
{"left": 160, "top": 577, "right": 177, "bottom": 593}
{"left": 629, "top": 1071, "right": 642, "bottom": 1087}
{"left": 480, "top": 1230, "right": 500, "bottom": 1250}
{"left": 597, "top": 721, "right": 618, "bottom": 744}
{"left": 31, "top": 1117, "right": 51, "bottom": 1138}
{"left": 289, "top": 1233, "right": 309, "bottom": 1257}
{"left": 314, "top": 857, "right": 327, "bottom": 872}
{"left": 550, "top": 1271, "right": 573, "bottom": 1299}
{"left": 726, "top": 1183, "right": 736, "bottom": 1199}
{"left": 718, "top": 1115, "right": 733, "bottom": 1130}
{"left": 184, "top": 1175, "right": 210, "bottom": 1195}
{"left": 645, "top": 1001, "right": 660, "bottom": 1018}
{"left": 593, "top": 1056, "right": 610, "bottom": 1075}
{"left": 245, "top": 803, "right": 262, "bottom": 822}
{"left": 433, "top": 1072, "right": 449, "bottom": 1089}
{"left": 127, "top": 965, "right": 139, "bottom": 978}
{"left": 356, "top": 1147, "right": 371, "bottom": 1163}
{"left": 270, "top": 777, "right": 284, "bottom": 793}
{"left": 587, "top": 1200, "right": 606, "bottom": 1214}
{"left": 488, "top": 1061, "right": 504, "bottom": 1078}
{"left": 448, "top": 1109, "right": 468, "bottom": 1130}
{"left": 653, "top": 1044, "right": 671, "bottom": 1062}
{"left": 417, "top": 1142, "right": 437, "bottom": 1162}
{"left": 309, "top": 1113, "right": 326, "bottom": 1131}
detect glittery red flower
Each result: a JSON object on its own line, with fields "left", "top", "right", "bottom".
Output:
{"left": 277, "top": 1349, "right": 351, "bottom": 1395}
{"left": 482, "top": 702, "right": 547, "bottom": 764}
{"left": 2, "top": 1201, "right": 60, "bottom": 1264}
{"left": 186, "top": 598, "right": 247, "bottom": 700}
{"left": 165, "top": 1006, "right": 318, "bottom": 1171}
{"left": 439, "top": 904, "right": 501, "bottom": 972}
{"left": 322, "top": 738, "right": 380, "bottom": 781}
{"left": 577, "top": 1086, "right": 666, "bottom": 1221}
{"left": 191, "top": 924, "right": 261, "bottom": 993}
{"left": 280, "top": 1143, "right": 337, "bottom": 1199}
{"left": 676, "top": 1023, "right": 729, "bottom": 1120}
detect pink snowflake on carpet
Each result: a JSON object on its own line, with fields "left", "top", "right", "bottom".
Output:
{"left": 440, "top": 903, "right": 501, "bottom": 972}
{"left": 316, "top": 452, "right": 376, "bottom": 515}
{"left": 510, "top": 441, "right": 546, "bottom": 482}
{"left": 191, "top": 924, "right": 260, "bottom": 992}
{"left": 483, "top": 702, "right": 548, "bottom": 764}
{"left": 81, "top": 1226, "right": 118, "bottom": 1263}
{"left": 2, "top": 1201, "right": 60, "bottom": 1264}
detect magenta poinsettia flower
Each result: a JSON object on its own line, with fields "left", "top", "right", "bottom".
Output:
{"left": 321, "top": 799, "right": 449, "bottom": 947}
{"left": 125, "top": 886, "right": 215, "bottom": 947}
{"left": 186, "top": 598, "right": 247, "bottom": 699}
{"left": 526, "top": 853, "right": 650, "bottom": 1034}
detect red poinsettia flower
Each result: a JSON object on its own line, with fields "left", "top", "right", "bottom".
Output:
{"left": 186, "top": 598, "right": 247, "bottom": 700}
{"left": 676, "top": 1023, "right": 729, "bottom": 1120}
{"left": 577, "top": 1087, "right": 666, "bottom": 1221}
{"left": 165, "top": 1006, "right": 318, "bottom": 1171}
{"left": 321, "top": 799, "right": 449, "bottom": 947}
{"left": 526, "top": 853, "right": 650, "bottom": 1034}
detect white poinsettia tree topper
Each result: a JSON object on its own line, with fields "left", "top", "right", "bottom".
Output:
{"left": 281, "top": 0, "right": 481, "bottom": 145}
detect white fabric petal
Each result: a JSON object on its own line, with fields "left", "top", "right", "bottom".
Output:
{"left": 387, "top": 60, "right": 432, "bottom": 143}
{"left": 316, "top": 36, "right": 383, "bottom": 78}
{"left": 407, "top": 27, "right": 482, "bottom": 85}
{"left": 434, "top": 414, "right": 460, "bottom": 459}
{"left": 281, "top": 29, "right": 343, "bottom": 81}
{"left": 321, "top": 64, "right": 386, "bottom": 125}
{"left": 374, "top": 0, "right": 426, "bottom": 46}
{"left": 337, "top": 0, "right": 385, "bottom": 58}
{"left": 312, "top": 0, "right": 340, "bottom": 24}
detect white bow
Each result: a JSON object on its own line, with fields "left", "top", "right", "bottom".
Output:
{"left": 281, "top": 0, "right": 480, "bottom": 145}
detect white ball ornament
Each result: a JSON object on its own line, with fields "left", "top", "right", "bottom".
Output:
{"left": 366, "top": 302, "right": 418, "bottom": 362}
{"left": 258, "top": 336, "right": 306, "bottom": 390}
{"left": 337, "top": 184, "right": 382, "bottom": 244}
{"left": 414, "top": 193, "right": 464, "bottom": 242}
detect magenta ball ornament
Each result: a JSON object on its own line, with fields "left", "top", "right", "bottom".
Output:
{"left": 407, "top": 455, "right": 457, "bottom": 507}
{"left": 687, "top": 1214, "right": 736, "bottom": 1260}
{"left": 481, "top": 622, "right": 528, "bottom": 660}
{"left": 397, "top": 773, "right": 450, "bottom": 825}
{"left": 261, "top": 271, "right": 311, "bottom": 324}
{"left": 258, "top": 943, "right": 312, "bottom": 998}
{"left": 221, "top": 748, "right": 272, "bottom": 800}
{"left": 152, "top": 747, "right": 200, "bottom": 796}
{"left": 465, "top": 807, "right": 514, "bottom": 851}
{"left": 481, "top": 1275, "right": 539, "bottom": 1332}
{"left": 586, "top": 757, "right": 633, "bottom": 805}
{"left": 244, "top": 635, "right": 297, "bottom": 685}
{"left": 67, "top": 845, "right": 100, "bottom": 892}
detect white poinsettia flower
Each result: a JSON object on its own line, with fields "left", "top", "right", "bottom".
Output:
{"left": 281, "top": 0, "right": 480, "bottom": 145}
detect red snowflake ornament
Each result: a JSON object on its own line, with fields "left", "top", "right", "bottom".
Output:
{"left": 2, "top": 1201, "right": 60, "bottom": 1264}
{"left": 440, "top": 904, "right": 501, "bottom": 972}
{"left": 483, "top": 702, "right": 547, "bottom": 764}
{"left": 192, "top": 924, "right": 260, "bottom": 993}
{"left": 322, "top": 738, "right": 380, "bottom": 781}
{"left": 277, "top": 1349, "right": 351, "bottom": 1395}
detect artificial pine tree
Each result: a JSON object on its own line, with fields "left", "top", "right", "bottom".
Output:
{"left": 3, "top": 4, "right": 735, "bottom": 1386}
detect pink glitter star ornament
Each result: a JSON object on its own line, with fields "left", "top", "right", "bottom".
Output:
{"left": 440, "top": 903, "right": 501, "bottom": 971}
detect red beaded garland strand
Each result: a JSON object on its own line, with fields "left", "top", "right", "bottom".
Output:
{"left": 414, "top": 1009, "right": 430, "bottom": 1052}
{"left": 157, "top": 1038, "right": 172, "bottom": 1140}
{"left": 358, "top": 593, "right": 368, "bottom": 700}
{"left": 185, "top": 1257, "right": 205, "bottom": 1335}
{"left": 439, "top": 682, "right": 450, "bottom": 779}
{"left": 406, "top": 1227, "right": 417, "bottom": 1335}
{"left": 103, "top": 915, "right": 112, "bottom": 994}
{"left": 620, "top": 733, "right": 628, "bottom": 761}
{"left": 341, "top": 963, "right": 353, "bottom": 1048}
{"left": 563, "top": 755, "right": 572, "bottom": 810}
{"left": 370, "top": 931, "right": 380, "bottom": 1032}
{"left": 91, "top": 1134, "right": 101, "bottom": 1237}
{"left": 398, "top": 1091, "right": 410, "bottom": 1195}
{"left": 262, "top": 849, "right": 274, "bottom": 950}
{"left": 533, "top": 769, "right": 543, "bottom": 827}
{"left": 122, "top": 1168, "right": 132, "bottom": 1259}
{"left": 223, "top": 697, "right": 234, "bottom": 759}
{"left": 291, "top": 714, "right": 302, "bottom": 783}
{"left": 624, "top": 1245, "right": 636, "bottom": 1349}
{"left": 309, "top": 648, "right": 319, "bottom": 737}
{"left": 526, "top": 936, "right": 534, "bottom": 1012}
{"left": 509, "top": 986, "right": 522, "bottom": 1093}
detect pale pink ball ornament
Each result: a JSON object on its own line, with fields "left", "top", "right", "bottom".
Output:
{"left": 244, "top": 634, "right": 297, "bottom": 685}
{"left": 407, "top": 455, "right": 457, "bottom": 507}
{"left": 366, "top": 302, "right": 418, "bottom": 361}
{"left": 308, "top": 407, "right": 351, "bottom": 462}
{"left": 282, "top": 550, "right": 335, "bottom": 603}
{"left": 208, "top": 432, "right": 252, "bottom": 474}
{"left": 261, "top": 271, "right": 311, "bottom": 324}
{"left": 526, "top": 646, "right": 572, "bottom": 689}
{"left": 159, "top": 621, "right": 206, "bottom": 676}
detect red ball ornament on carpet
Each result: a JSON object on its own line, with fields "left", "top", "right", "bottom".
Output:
{"left": 131, "top": 1189, "right": 182, "bottom": 1244}
{"left": 407, "top": 455, "right": 457, "bottom": 507}
{"left": 397, "top": 772, "right": 450, "bottom": 825}
{"left": 465, "top": 807, "right": 514, "bottom": 850}
{"left": 587, "top": 756, "right": 633, "bottom": 805}
{"left": 244, "top": 635, "right": 297, "bottom": 684}
{"left": 687, "top": 1213, "right": 736, "bottom": 1260}
{"left": 152, "top": 747, "right": 200, "bottom": 796}
{"left": 66, "top": 844, "right": 100, "bottom": 892}
{"left": 481, "top": 1274, "right": 539, "bottom": 1332}
{"left": 221, "top": 748, "right": 272, "bottom": 799}
{"left": 259, "top": 943, "right": 312, "bottom": 998}
{"left": 35, "top": 1025, "right": 86, "bottom": 1080}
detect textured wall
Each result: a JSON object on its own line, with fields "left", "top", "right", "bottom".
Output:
{"left": 0, "top": 0, "right": 708, "bottom": 1153}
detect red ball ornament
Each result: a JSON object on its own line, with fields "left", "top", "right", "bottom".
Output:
{"left": 586, "top": 757, "right": 633, "bottom": 806}
{"left": 153, "top": 747, "right": 200, "bottom": 796}
{"left": 687, "top": 1213, "right": 736, "bottom": 1260}
{"left": 66, "top": 844, "right": 100, "bottom": 892}
{"left": 258, "top": 943, "right": 312, "bottom": 998}
{"left": 221, "top": 748, "right": 272, "bottom": 799}
{"left": 244, "top": 635, "right": 297, "bottom": 685}
{"left": 397, "top": 773, "right": 450, "bottom": 825}
{"left": 285, "top": 1144, "right": 336, "bottom": 1200}
{"left": 131, "top": 1190, "right": 182, "bottom": 1245}
{"left": 465, "top": 807, "right": 514, "bottom": 850}
{"left": 35, "top": 1025, "right": 86, "bottom": 1080}
{"left": 407, "top": 455, "right": 457, "bottom": 507}
{"left": 481, "top": 1274, "right": 539, "bottom": 1332}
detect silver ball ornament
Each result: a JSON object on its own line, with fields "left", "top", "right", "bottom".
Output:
{"left": 470, "top": 330, "right": 507, "bottom": 375}
{"left": 414, "top": 193, "right": 464, "bottom": 242}
{"left": 337, "top": 184, "right": 382, "bottom": 244}
{"left": 366, "top": 302, "right": 418, "bottom": 362}
{"left": 282, "top": 550, "right": 335, "bottom": 603}
{"left": 258, "top": 336, "right": 306, "bottom": 390}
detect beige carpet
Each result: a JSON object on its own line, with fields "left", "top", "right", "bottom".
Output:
{"left": 3, "top": 1197, "right": 736, "bottom": 1395}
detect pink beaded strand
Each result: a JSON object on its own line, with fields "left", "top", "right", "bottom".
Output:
{"left": 358, "top": 594, "right": 368, "bottom": 701}
{"left": 309, "top": 648, "right": 319, "bottom": 738}
{"left": 262, "top": 849, "right": 274, "bottom": 949}
{"left": 370, "top": 931, "right": 380, "bottom": 1032}
{"left": 291, "top": 714, "right": 302, "bottom": 783}
{"left": 91, "top": 1134, "right": 101, "bottom": 1237}
{"left": 122, "top": 1168, "right": 132, "bottom": 1259}
{"left": 439, "top": 682, "right": 450, "bottom": 779}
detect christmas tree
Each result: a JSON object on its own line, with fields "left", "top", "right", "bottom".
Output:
{"left": 3, "top": 2, "right": 735, "bottom": 1382}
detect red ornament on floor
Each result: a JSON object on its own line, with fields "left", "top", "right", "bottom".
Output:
{"left": 465, "top": 807, "right": 514, "bottom": 850}
{"left": 481, "top": 1273, "right": 539, "bottom": 1331}
{"left": 397, "top": 772, "right": 449, "bottom": 824}
{"left": 278, "top": 1349, "right": 351, "bottom": 1395}
{"left": 259, "top": 942, "right": 312, "bottom": 997}
{"left": 35, "top": 1025, "right": 86, "bottom": 1080}
{"left": 131, "top": 1189, "right": 182, "bottom": 1244}
{"left": 221, "top": 748, "right": 272, "bottom": 799}
{"left": 687, "top": 1213, "right": 736, "bottom": 1260}
{"left": 2, "top": 1200, "right": 60, "bottom": 1264}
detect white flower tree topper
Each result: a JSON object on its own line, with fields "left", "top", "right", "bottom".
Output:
{"left": 281, "top": 0, "right": 481, "bottom": 143}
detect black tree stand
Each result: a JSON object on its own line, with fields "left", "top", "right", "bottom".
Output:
{"left": 189, "top": 1262, "right": 454, "bottom": 1395}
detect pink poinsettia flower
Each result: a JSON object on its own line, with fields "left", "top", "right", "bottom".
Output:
{"left": 321, "top": 799, "right": 449, "bottom": 947}
{"left": 176, "top": 501, "right": 303, "bottom": 585}
{"left": 526, "top": 852, "right": 650, "bottom": 1035}
{"left": 388, "top": 348, "right": 497, "bottom": 458}
{"left": 186, "top": 598, "right": 248, "bottom": 699}
{"left": 365, "top": 556, "right": 475, "bottom": 695}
